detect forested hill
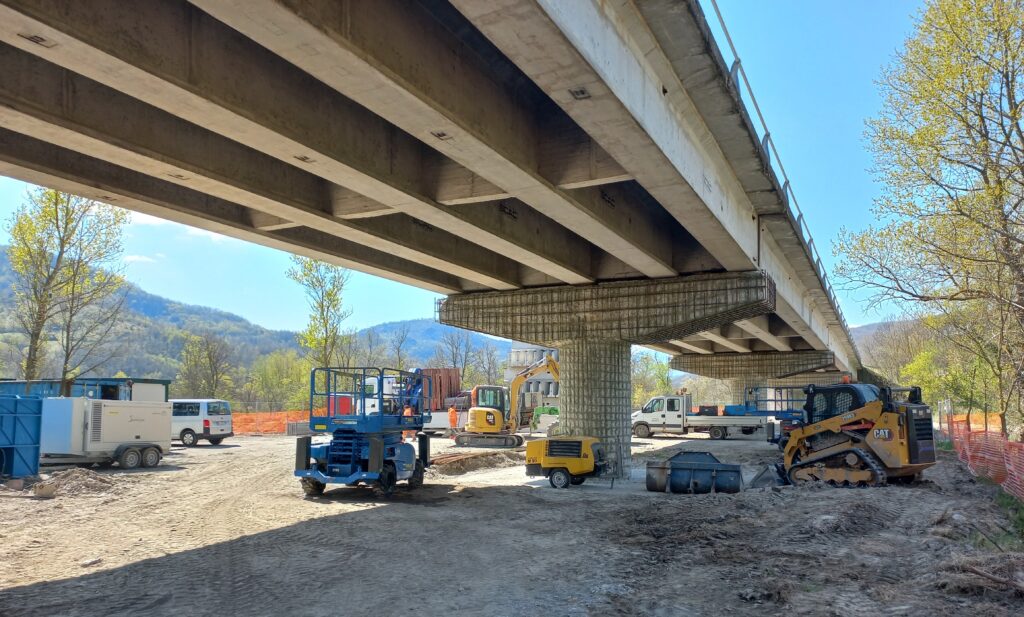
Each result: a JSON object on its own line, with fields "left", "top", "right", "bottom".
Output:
{"left": 0, "top": 250, "right": 296, "bottom": 378}
{"left": 0, "top": 250, "right": 510, "bottom": 379}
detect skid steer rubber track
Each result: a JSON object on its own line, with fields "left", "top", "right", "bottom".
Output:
{"left": 787, "top": 448, "right": 887, "bottom": 487}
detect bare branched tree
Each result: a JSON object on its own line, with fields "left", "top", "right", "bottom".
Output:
{"left": 432, "top": 329, "right": 475, "bottom": 382}
{"left": 388, "top": 323, "right": 411, "bottom": 370}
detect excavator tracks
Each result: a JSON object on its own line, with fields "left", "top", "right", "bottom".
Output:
{"left": 453, "top": 433, "right": 524, "bottom": 448}
{"left": 787, "top": 448, "right": 887, "bottom": 487}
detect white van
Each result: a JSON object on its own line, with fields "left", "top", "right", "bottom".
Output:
{"left": 170, "top": 399, "right": 234, "bottom": 446}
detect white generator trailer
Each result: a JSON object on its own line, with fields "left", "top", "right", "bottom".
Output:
{"left": 40, "top": 398, "right": 172, "bottom": 468}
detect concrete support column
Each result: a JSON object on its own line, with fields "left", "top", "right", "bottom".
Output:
{"left": 557, "top": 339, "right": 631, "bottom": 478}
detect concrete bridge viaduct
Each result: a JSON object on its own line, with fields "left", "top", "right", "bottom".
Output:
{"left": 0, "top": 0, "right": 859, "bottom": 474}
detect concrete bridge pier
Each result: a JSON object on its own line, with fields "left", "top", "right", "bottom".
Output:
{"left": 557, "top": 339, "right": 632, "bottom": 477}
{"left": 672, "top": 350, "right": 845, "bottom": 406}
{"left": 438, "top": 271, "right": 777, "bottom": 478}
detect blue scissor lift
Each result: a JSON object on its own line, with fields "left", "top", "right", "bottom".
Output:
{"left": 294, "top": 367, "right": 432, "bottom": 497}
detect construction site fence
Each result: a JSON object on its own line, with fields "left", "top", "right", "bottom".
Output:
{"left": 932, "top": 403, "right": 1024, "bottom": 502}
{"left": 232, "top": 410, "right": 310, "bottom": 435}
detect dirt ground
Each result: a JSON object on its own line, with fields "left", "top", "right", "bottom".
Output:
{"left": 1, "top": 433, "right": 1021, "bottom": 616}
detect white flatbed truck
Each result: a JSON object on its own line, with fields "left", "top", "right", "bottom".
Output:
{"left": 631, "top": 394, "right": 776, "bottom": 440}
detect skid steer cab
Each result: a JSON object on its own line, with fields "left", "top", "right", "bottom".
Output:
{"left": 525, "top": 437, "right": 614, "bottom": 488}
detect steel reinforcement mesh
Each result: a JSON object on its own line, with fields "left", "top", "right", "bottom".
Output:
{"left": 437, "top": 271, "right": 775, "bottom": 345}
{"left": 557, "top": 339, "right": 632, "bottom": 479}
{"left": 671, "top": 350, "right": 835, "bottom": 379}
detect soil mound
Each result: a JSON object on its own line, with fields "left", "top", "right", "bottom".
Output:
{"left": 33, "top": 468, "right": 116, "bottom": 498}
{"left": 428, "top": 451, "right": 525, "bottom": 476}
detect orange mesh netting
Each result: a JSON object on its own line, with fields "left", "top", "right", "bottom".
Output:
{"left": 232, "top": 410, "right": 309, "bottom": 435}
{"left": 941, "top": 411, "right": 1023, "bottom": 501}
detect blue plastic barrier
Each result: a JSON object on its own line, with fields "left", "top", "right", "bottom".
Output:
{"left": 0, "top": 396, "right": 42, "bottom": 479}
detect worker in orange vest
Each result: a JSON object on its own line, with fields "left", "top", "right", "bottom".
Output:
{"left": 448, "top": 405, "right": 459, "bottom": 439}
{"left": 402, "top": 405, "right": 416, "bottom": 441}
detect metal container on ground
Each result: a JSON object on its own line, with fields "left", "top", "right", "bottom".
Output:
{"left": 646, "top": 451, "right": 743, "bottom": 494}
{"left": 0, "top": 396, "right": 42, "bottom": 479}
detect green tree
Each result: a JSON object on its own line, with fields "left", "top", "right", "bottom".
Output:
{"left": 249, "top": 349, "right": 308, "bottom": 410}
{"left": 835, "top": 0, "right": 1024, "bottom": 428}
{"left": 631, "top": 351, "right": 672, "bottom": 407}
{"left": 5, "top": 189, "right": 125, "bottom": 380}
{"left": 174, "top": 333, "right": 234, "bottom": 398}
{"left": 287, "top": 256, "right": 352, "bottom": 367}
{"left": 52, "top": 203, "right": 128, "bottom": 394}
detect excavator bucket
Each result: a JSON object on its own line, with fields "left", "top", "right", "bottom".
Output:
{"left": 748, "top": 463, "right": 787, "bottom": 488}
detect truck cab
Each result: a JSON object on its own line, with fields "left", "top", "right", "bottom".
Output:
{"left": 631, "top": 395, "right": 690, "bottom": 437}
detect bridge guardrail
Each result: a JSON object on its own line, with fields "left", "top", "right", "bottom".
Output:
{"left": 702, "top": 0, "right": 858, "bottom": 360}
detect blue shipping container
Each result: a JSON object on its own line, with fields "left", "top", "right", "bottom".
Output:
{"left": 0, "top": 396, "right": 42, "bottom": 479}
{"left": 0, "top": 377, "right": 170, "bottom": 402}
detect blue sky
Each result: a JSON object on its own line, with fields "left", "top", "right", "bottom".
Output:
{"left": 0, "top": 1, "right": 921, "bottom": 332}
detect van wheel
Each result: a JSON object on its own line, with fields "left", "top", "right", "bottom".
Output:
{"left": 141, "top": 447, "right": 161, "bottom": 468}
{"left": 549, "top": 468, "right": 572, "bottom": 489}
{"left": 710, "top": 427, "right": 727, "bottom": 440}
{"left": 634, "top": 423, "right": 652, "bottom": 438}
{"left": 180, "top": 429, "right": 197, "bottom": 447}
{"left": 209, "top": 438, "right": 224, "bottom": 445}
{"left": 119, "top": 448, "right": 142, "bottom": 470}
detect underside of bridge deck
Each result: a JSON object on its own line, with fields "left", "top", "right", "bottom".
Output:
{"left": 0, "top": 0, "right": 861, "bottom": 446}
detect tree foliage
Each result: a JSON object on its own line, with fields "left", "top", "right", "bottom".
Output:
{"left": 6, "top": 189, "right": 128, "bottom": 388}
{"left": 174, "top": 333, "right": 234, "bottom": 398}
{"left": 835, "top": 0, "right": 1024, "bottom": 429}
{"left": 287, "top": 256, "right": 352, "bottom": 367}
{"left": 631, "top": 351, "right": 672, "bottom": 407}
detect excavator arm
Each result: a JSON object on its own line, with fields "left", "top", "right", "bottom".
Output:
{"left": 507, "top": 354, "right": 560, "bottom": 432}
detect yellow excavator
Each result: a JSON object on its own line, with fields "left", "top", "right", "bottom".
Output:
{"left": 454, "top": 354, "right": 560, "bottom": 447}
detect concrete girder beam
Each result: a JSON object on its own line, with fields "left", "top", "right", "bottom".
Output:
{"left": 0, "top": 128, "right": 463, "bottom": 293}
{"left": 248, "top": 211, "right": 299, "bottom": 232}
{"left": 671, "top": 351, "right": 835, "bottom": 380}
{"left": 0, "top": 43, "right": 522, "bottom": 290}
{"left": 734, "top": 316, "right": 793, "bottom": 352}
{"left": 0, "top": 0, "right": 595, "bottom": 285}
{"left": 191, "top": 0, "right": 674, "bottom": 278}
{"left": 438, "top": 271, "right": 775, "bottom": 346}
{"left": 670, "top": 339, "right": 712, "bottom": 355}
{"left": 453, "top": 0, "right": 857, "bottom": 372}
{"left": 425, "top": 124, "right": 632, "bottom": 205}
{"left": 696, "top": 329, "right": 750, "bottom": 354}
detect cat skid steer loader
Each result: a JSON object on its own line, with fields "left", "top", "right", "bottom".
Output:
{"left": 763, "top": 384, "right": 936, "bottom": 487}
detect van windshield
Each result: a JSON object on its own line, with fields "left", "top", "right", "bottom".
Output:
{"left": 207, "top": 401, "right": 231, "bottom": 415}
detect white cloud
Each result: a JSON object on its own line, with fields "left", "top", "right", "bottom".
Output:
{"left": 124, "top": 254, "right": 156, "bottom": 264}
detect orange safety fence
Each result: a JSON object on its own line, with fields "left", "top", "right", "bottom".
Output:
{"left": 936, "top": 410, "right": 1024, "bottom": 502}
{"left": 232, "top": 410, "right": 309, "bottom": 435}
